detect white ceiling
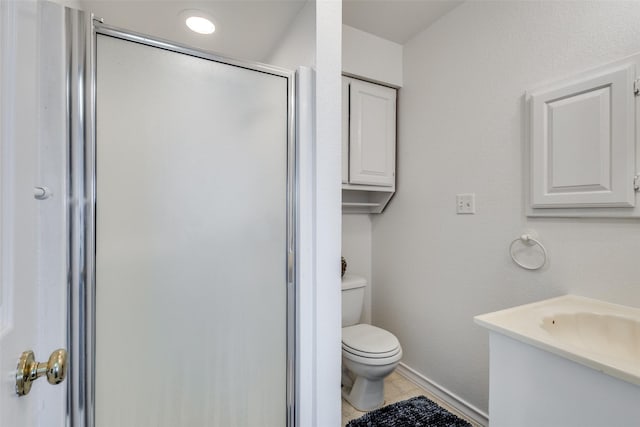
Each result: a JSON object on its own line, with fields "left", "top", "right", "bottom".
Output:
{"left": 80, "top": 0, "right": 308, "bottom": 61}
{"left": 342, "top": 0, "right": 463, "bottom": 45}
{"left": 79, "top": 0, "right": 462, "bottom": 62}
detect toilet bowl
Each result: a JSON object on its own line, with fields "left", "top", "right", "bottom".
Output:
{"left": 341, "top": 323, "right": 402, "bottom": 411}
{"left": 341, "top": 275, "right": 403, "bottom": 411}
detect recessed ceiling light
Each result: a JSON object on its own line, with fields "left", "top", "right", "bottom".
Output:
{"left": 186, "top": 15, "right": 215, "bottom": 34}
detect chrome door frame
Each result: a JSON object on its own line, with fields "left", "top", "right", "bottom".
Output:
{"left": 68, "top": 15, "right": 297, "bottom": 427}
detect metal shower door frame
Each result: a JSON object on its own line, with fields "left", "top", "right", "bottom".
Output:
{"left": 67, "top": 14, "right": 297, "bottom": 427}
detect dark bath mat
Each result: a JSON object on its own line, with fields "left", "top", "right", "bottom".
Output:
{"left": 345, "top": 395, "right": 472, "bottom": 427}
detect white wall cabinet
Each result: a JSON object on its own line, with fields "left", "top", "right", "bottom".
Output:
{"left": 527, "top": 56, "right": 640, "bottom": 217}
{"left": 343, "top": 77, "right": 396, "bottom": 186}
{"left": 342, "top": 76, "right": 397, "bottom": 213}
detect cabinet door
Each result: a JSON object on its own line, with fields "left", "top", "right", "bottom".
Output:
{"left": 342, "top": 78, "right": 350, "bottom": 184}
{"left": 529, "top": 62, "right": 636, "bottom": 208}
{"left": 349, "top": 79, "right": 396, "bottom": 186}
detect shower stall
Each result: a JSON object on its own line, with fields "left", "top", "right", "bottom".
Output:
{"left": 0, "top": 2, "right": 302, "bottom": 426}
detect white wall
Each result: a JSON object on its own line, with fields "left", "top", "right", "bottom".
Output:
{"left": 266, "top": 0, "right": 315, "bottom": 69}
{"left": 49, "top": 0, "right": 81, "bottom": 9}
{"left": 314, "top": 2, "right": 342, "bottom": 426}
{"left": 341, "top": 215, "right": 372, "bottom": 323}
{"left": 372, "top": 0, "right": 640, "bottom": 415}
{"left": 342, "top": 25, "right": 402, "bottom": 87}
{"left": 268, "top": 2, "right": 342, "bottom": 426}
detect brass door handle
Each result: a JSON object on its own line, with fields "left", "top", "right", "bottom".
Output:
{"left": 15, "top": 349, "right": 67, "bottom": 396}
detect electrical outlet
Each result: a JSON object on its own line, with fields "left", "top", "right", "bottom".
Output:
{"left": 456, "top": 193, "right": 475, "bottom": 214}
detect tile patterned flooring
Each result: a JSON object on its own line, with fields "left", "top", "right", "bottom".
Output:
{"left": 341, "top": 371, "right": 482, "bottom": 427}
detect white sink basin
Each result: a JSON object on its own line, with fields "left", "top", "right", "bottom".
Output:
{"left": 475, "top": 295, "right": 640, "bottom": 385}
{"left": 541, "top": 312, "right": 640, "bottom": 364}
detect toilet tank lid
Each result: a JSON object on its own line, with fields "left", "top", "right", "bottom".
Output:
{"left": 342, "top": 274, "right": 367, "bottom": 290}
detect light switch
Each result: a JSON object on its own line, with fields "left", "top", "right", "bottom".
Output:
{"left": 456, "top": 193, "right": 475, "bottom": 214}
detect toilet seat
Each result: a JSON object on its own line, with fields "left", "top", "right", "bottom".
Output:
{"left": 343, "top": 344, "right": 401, "bottom": 359}
{"left": 342, "top": 345, "right": 402, "bottom": 367}
{"left": 342, "top": 324, "right": 401, "bottom": 362}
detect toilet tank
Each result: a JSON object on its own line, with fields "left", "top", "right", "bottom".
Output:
{"left": 342, "top": 275, "right": 367, "bottom": 327}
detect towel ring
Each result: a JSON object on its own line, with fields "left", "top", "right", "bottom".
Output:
{"left": 509, "top": 234, "right": 547, "bottom": 270}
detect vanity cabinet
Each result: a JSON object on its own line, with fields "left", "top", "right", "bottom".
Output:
{"left": 342, "top": 76, "right": 397, "bottom": 213}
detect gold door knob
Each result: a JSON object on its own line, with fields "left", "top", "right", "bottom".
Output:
{"left": 15, "top": 349, "right": 67, "bottom": 396}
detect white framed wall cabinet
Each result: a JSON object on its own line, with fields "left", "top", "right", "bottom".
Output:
{"left": 527, "top": 55, "right": 640, "bottom": 217}
{"left": 342, "top": 76, "right": 397, "bottom": 213}
{"left": 346, "top": 78, "right": 396, "bottom": 186}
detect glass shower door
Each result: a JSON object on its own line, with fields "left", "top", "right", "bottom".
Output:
{"left": 94, "top": 32, "right": 293, "bottom": 426}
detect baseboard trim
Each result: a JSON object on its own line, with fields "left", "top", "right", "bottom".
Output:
{"left": 395, "top": 363, "right": 489, "bottom": 426}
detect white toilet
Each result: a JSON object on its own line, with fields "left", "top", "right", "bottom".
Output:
{"left": 341, "top": 274, "right": 402, "bottom": 411}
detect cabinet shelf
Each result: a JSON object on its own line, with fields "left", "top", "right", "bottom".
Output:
{"left": 342, "top": 183, "right": 394, "bottom": 192}
{"left": 342, "top": 188, "right": 394, "bottom": 214}
{"left": 342, "top": 202, "right": 381, "bottom": 207}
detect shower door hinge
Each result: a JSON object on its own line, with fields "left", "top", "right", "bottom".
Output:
{"left": 634, "top": 78, "right": 640, "bottom": 96}
{"left": 287, "top": 250, "right": 294, "bottom": 284}
{"left": 634, "top": 174, "right": 640, "bottom": 192}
